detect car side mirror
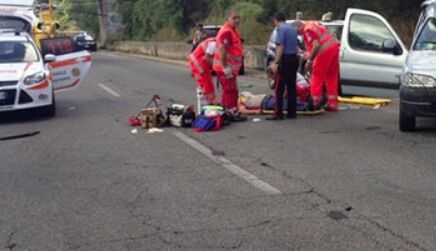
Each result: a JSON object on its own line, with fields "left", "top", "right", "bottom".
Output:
{"left": 187, "top": 39, "right": 193, "bottom": 45}
{"left": 382, "top": 39, "right": 402, "bottom": 55}
{"left": 44, "top": 54, "right": 56, "bottom": 63}
{"left": 382, "top": 39, "right": 396, "bottom": 51}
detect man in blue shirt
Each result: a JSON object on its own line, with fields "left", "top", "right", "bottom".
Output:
{"left": 268, "top": 12, "right": 299, "bottom": 120}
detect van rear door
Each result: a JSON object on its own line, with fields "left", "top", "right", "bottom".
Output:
{"left": 341, "top": 8, "right": 407, "bottom": 88}
{"left": 41, "top": 37, "right": 92, "bottom": 92}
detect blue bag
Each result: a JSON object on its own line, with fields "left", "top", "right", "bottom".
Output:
{"left": 193, "top": 115, "right": 222, "bottom": 132}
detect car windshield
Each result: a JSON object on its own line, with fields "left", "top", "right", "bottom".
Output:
{"left": 0, "top": 17, "right": 30, "bottom": 33}
{"left": 75, "top": 36, "right": 86, "bottom": 42}
{"left": 414, "top": 18, "right": 436, "bottom": 51}
{"left": 203, "top": 28, "right": 220, "bottom": 38}
{"left": 0, "top": 41, "right": 39, "bottom": 63}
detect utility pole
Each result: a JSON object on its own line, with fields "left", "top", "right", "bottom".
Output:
{"left": 97, "top": 0, "right": 108, "bottom": 48}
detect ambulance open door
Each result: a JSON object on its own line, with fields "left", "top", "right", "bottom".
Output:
{"left": 40, "top": 37, "right": 92, "bottom": 92}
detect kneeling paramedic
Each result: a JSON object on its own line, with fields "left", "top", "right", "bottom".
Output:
{"left": 213, "top": 10, "right": 246, "bottom": 121}
{"left": 295, "top": 21, "right": 340, "bottom": 111}
{"left": 269, "top": 12, "right": 299, "bottom": 120}
{"left": 188, "top": 37, "right": 217, "bottom": 104}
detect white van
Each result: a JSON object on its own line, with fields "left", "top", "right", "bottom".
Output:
{"left": 265, "top": 9, "right": 408, "bottom": 89}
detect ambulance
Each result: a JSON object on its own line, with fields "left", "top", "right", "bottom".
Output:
{"left": 0, "top": 2, "right": 92, "bottom": 116}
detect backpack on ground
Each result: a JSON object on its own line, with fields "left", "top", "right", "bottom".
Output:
{"left": 193, "top": 115, "right": 223, "bottom": 132}
{"left": 166, "top": 104, "right": 196, "bottom": 127}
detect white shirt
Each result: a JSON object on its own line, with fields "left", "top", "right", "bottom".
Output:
{"left": 205, "top": 41, "right": 217, "bottom": 55}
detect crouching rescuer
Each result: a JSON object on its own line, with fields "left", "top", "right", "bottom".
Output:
{"left": 213, "top": 10, "right": 246, "bottom": 122}
{"left": 295, "top": 21, "right": 340, "bottom": 111}
{"left": 189, "top": 37, "right": 217, "bottom": 104}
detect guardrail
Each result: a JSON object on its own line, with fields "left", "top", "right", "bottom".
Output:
{"left": 108, "top": 41, "right": 265, "bottom": 70}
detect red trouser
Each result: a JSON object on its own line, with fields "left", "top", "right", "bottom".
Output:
{"left": 310, "top": 44, "right": 340, "bottom": 110}
{"left": 217, "top": 73, "right": 239, "bottom": 112}
{"left": 189, "top": 60, "right": 216, "bottom": 103}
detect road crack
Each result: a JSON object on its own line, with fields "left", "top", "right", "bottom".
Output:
{"left": 4, "top": 231, "right": 17, "bottom": 251}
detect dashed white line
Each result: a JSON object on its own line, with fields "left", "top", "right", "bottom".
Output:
{"left": 99, "top": 83, "right": 121, "bottom": 98}
{"left": 173, "top": 131, "right": 282, "bottom": 195}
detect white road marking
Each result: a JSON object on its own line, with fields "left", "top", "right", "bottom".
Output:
{"left": 99, "top": 83, "right": 121, "bottom": 98}
{"left": 173, "top": 131, "right": 282, "bottom": 195}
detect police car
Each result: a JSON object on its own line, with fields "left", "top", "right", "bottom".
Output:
{"left": 0, "top": 30, "right": 56, "bottom": 115}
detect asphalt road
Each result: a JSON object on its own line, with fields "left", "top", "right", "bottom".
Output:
{"left": 1, "top": 52, "right": 436, "bottom": 251}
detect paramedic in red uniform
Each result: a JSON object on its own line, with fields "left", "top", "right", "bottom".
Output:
{"left": 188, "top": 37, "right": 217, "bottom": 103}
{"left": 296, "top": 21, "right": 340, "bottom": 111}
{"left": 213, "top": 10, "right": 246, "bottom": 121}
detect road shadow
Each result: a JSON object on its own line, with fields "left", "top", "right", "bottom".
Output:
{"left": 0, "top": 109, "right": 54, "bottom": 125}
{"left": 413, "top": 118, "right": 436, "bottom": 134}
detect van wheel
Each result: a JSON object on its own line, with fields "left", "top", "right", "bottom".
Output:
{"left": 399, "top": 106, "right": 415, "bottom": 132}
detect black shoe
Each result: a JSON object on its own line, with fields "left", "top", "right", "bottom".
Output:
{"left": 266, "top": 115, "right": 284, "bottom": 121}
{"left": 287, "top": 114, "right": 297, "bottom": 119}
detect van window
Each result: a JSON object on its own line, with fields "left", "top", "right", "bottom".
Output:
{"left": 414, "top": 18, "right": 436, "bottom": 51}
{"left": 349, "top": 14, "right": 397, "bottom": 53}
{"left": 269, "top": 30, "right": 277, "bottom": 43}
{"left": 326, "top": 25, "right": 343, "bottom": 41}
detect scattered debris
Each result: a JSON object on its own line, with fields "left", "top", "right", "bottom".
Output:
{"left": 373, "top": 104, "right": 381, "bottom": 110}
{"left": 366, "top": 126, "right": 382, "bottom": 131}
{"left": 0, "top": 131, "right": 40, "bottom": 141}
{"left": 252, "top": 118, "right": 262, "bottom": 122}
{"left": 130, "top": 129, "right": 138, "bottom": 134}
{"left": 339, "top": 104, "right": 361, "bottom": 111}
{"left": 327, "top": 210, "right": 348, "bottom": 221}
{"left": 345, "top": 206, "right": 353, "bottom": 212}
{"left": 148, "top": 128, "right": 164, "bottom": 134}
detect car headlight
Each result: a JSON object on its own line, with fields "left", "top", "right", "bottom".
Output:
{"left": 402, "top": 73, "right": 436, "bottom": 88}
{"left": 24, "top": 71, "right": 46, "bottom": 85}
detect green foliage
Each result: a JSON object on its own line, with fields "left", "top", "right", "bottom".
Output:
{"left": 54, "top": 0, "right": 99, "bottom": 36}
{"left": 115, "top": 0, "right": 210, "bottom": 40}
{"left": 54, "top": 0, "right": 423, "bottom": 45}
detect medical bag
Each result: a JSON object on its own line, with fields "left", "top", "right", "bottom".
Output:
{"left": 193, "top": 115, "right": 223, "bottom": 132}
{"left": 166, "top": 104, "right": 196, "bottom": 127}
{"left": 140, "top": 95, "right": 166, "bottom": 129}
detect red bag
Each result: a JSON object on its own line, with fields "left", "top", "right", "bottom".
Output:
{"left": 128, "top": 116, "right": 141, "bottom": 126}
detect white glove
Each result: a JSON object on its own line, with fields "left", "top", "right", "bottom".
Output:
{"left": 224, "top": 66, "right": 232, "bottom": 78}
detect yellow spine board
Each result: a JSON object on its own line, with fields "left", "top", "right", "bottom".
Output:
{"left": 338, "top": 96, "right": 392, "bottom": 106}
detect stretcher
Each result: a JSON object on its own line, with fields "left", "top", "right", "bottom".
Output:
{"left": 239, "top": 105, "right": 324, "bottom": 116}
{"left": 239, "top": 91, "right": 324, "bottom": 116}
{"left": 339, "top": 96, "right": 392, "bottom": 106}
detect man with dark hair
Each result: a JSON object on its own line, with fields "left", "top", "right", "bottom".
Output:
{"left": 268, "top": 12, "right": 299, "bottom": 120}
{"left": 213, "top": 10, "right": 246, "bottom": 121}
